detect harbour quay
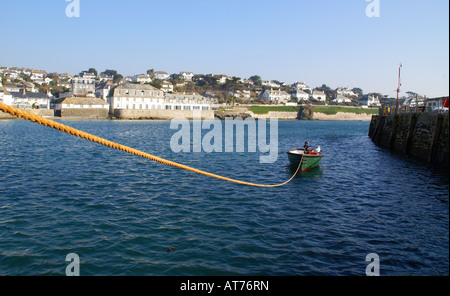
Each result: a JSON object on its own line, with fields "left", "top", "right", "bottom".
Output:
{"left": 369, "top": 99, "right": 449, "bottom": 170}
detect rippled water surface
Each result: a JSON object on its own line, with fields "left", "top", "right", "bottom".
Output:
{"left": 0, "top": 119, "right": 448, "bottom": 275}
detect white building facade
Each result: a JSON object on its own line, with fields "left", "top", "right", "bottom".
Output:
{"left": 108, "top": 83, "right": 215, "bottom": 114}
{"left": 261, "top": 89, "right": 292, "bottom": 103}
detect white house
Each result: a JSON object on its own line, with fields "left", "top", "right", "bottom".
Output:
{"left": 261, "top": 89, "right": 291, "bottom": 103}
{"left": 80, "top": 72, "right": 96, "bottom": 79}
{"left": 336, "top": 87, "right": 357, "bottom": 97}
{"left": 108, "top": 83, "right": 214, "bottom": 114}
{"left": 311, "top": 90, "right": 326, "bottom": 102}
{"left": 108, "top": 83, "right": 165, "bottom": 114}
{"left": 59, "top": 73, "right": 72, "bottom": 80}
{"left": 21, "top": 68, "right": 32, "bottom": 76}
{"left": 98, "top": 73, "right": 114, "bottom": 82}
{"left": 153, "top": 71, "right": 170, "bottom": 80}
{"left": 0, "top": 87, "right": 13, "bottom": 105}
{"left": 359, "top": 95, "right": 381, "bottom": 107}
{"left": 164, "top": 93, "right": 215, "bottom": 111}
{"left": 9, "top": 91, "right": 52, "bottom": 109}
{"left": 30, "top": 70, "right": 45, "bottom": 81}
{"left": 180, "top": 72, "right": 194, "bottom": 81}
{"left": 293, "top": 81, "right": 312, "bottom": 93}
{"left": 230, "top": 90, "right": 251, "bottom": 99}
{"left": 332, "top": 95, "right": 352, "bottom": 104}
{"left": 132, "top": 74, "right": 152, "bottom": 84}
{"left": 71, "top": 76, "right": 96, "bottom": 96}
{"left": 4, "top": 71, "right": 19, "bottom": 80}
{"left": 262, "top": 80, "right": 280, "bottom": 88}
{"left": 239, "top": 78, "right": 254, "bottom": 85}
{"left": 160, "top": 81, "right": 174, "bottom": 93}
{"left": 0, "top": 66, "right": 8, "bottom": 74}
{"left": 293, "top": 89, "right": 309, "bottom": 102}
{"left": 215, "top": 74, "right": 231, "bottom": 84}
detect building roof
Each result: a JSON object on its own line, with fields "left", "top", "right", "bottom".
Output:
{"left": 115, "top": 83, "right": 159, "bottom": 91}
{"left": 10, "top": 92, "right": 51, "bottom": 100}
{"left": 56, "top": 97, "right": 108, "bottom": 105}
{"left": 296, "top": 89, "right": 308, "bottom": 95}
{"left": 165, "top": 93, "right": 207, "bottom": 99}
{"left": 96, "top": 82, "right": 116, "bottom": 90}
{"left": 265, "top": 89, "right": 290, "bottom": 96}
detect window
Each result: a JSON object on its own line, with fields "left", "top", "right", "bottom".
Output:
{"left": 165, "top": 105, "right": 172, "bottom": 110}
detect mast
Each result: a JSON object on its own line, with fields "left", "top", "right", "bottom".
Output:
{"left": 395, "top": 63, "right": 402, "bottom": 114}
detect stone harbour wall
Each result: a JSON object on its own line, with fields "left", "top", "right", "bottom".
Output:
{"left": 369, "top": 113, "right": 449, "bottom": 169}
{"left": 313, "top": 112, "right": 373, "bottom": 121}
{"left": 1, "top": 108, "right": 54, "bottom": 119}
{"left": 114, "top": 109, "right": 215, "bottom": 120}
{"left": 57, "top": 108, "right": 109, "bottom": 119}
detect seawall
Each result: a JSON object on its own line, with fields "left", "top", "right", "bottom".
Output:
{"left": 313, "top": 112, "right": 372, "bottom": 121}
{"left": 247, "top": 111, "right": 372, "bottom": 121}
{"left": 369, "top": 113, "right": 449, "bottom": 169}
{"left": 218, "top": 108, "right": 373, "bottom": 121}
{"left": 114, "top": 109, "right": 215, "bottom": 120}
{"left": 0, "top": 109, "right": 54, "bottom": 119}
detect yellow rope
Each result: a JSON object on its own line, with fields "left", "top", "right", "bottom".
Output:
{"left": 0, "top": 103, "right": 303, "bottom": 187}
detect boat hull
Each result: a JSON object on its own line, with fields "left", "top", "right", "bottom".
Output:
{"left": 287, "top": 149, "right": 323, "bottom": 172}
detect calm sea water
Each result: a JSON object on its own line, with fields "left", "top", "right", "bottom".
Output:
{"left": 0, "top": 119, "right": 448, "bottom": 276}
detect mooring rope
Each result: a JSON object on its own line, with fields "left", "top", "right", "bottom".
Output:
{"left": 0, "top": 103, "right": 303, "bottom": 187}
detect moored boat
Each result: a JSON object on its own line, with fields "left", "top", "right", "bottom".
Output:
{"left": 286, "top": 142, "right": 323, "bottom": 172}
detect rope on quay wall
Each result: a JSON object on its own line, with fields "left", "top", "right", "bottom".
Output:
{"left": 0, "top": 103, "right": 303, "bottom": 187}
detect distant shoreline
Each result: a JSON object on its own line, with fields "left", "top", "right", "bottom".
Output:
{"left": 1, "top": 112, "right": 373, "bottom": 121}
{"left": 0, "top": 106, "right": 378, "bottom": 121}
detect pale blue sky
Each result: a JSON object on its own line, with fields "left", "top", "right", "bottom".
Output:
{"left": 0, "top": 0, "right": 448, "bottom": 97}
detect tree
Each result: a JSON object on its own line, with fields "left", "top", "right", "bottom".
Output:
{"left": 352, "top": 87, "right": 364, "bottom": 97}
{"left": 88, "top": 68, "right": 98, "bottom": 76}
{"left": 169, "top": 74, "right": 184, "bottom": 85}
{"left": 19, "top": 74, "right": 32, "bottom": 82}
{"left": 149, "top": 79, "right": 162, "bottom": 89}
{"left": 317, "top": 84, "right": 336, "bottom": 101}
{"left": 249, "top": 75, "right": 262, "bottom": 86}
{"left": 101, "top": 69, "right": 122, "bottom": 83}
{"left": 47, "top": 72, "right": 59, "bottom": 80}
{"left": 147, "top": 69, "right": 155, "bottom": 78}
